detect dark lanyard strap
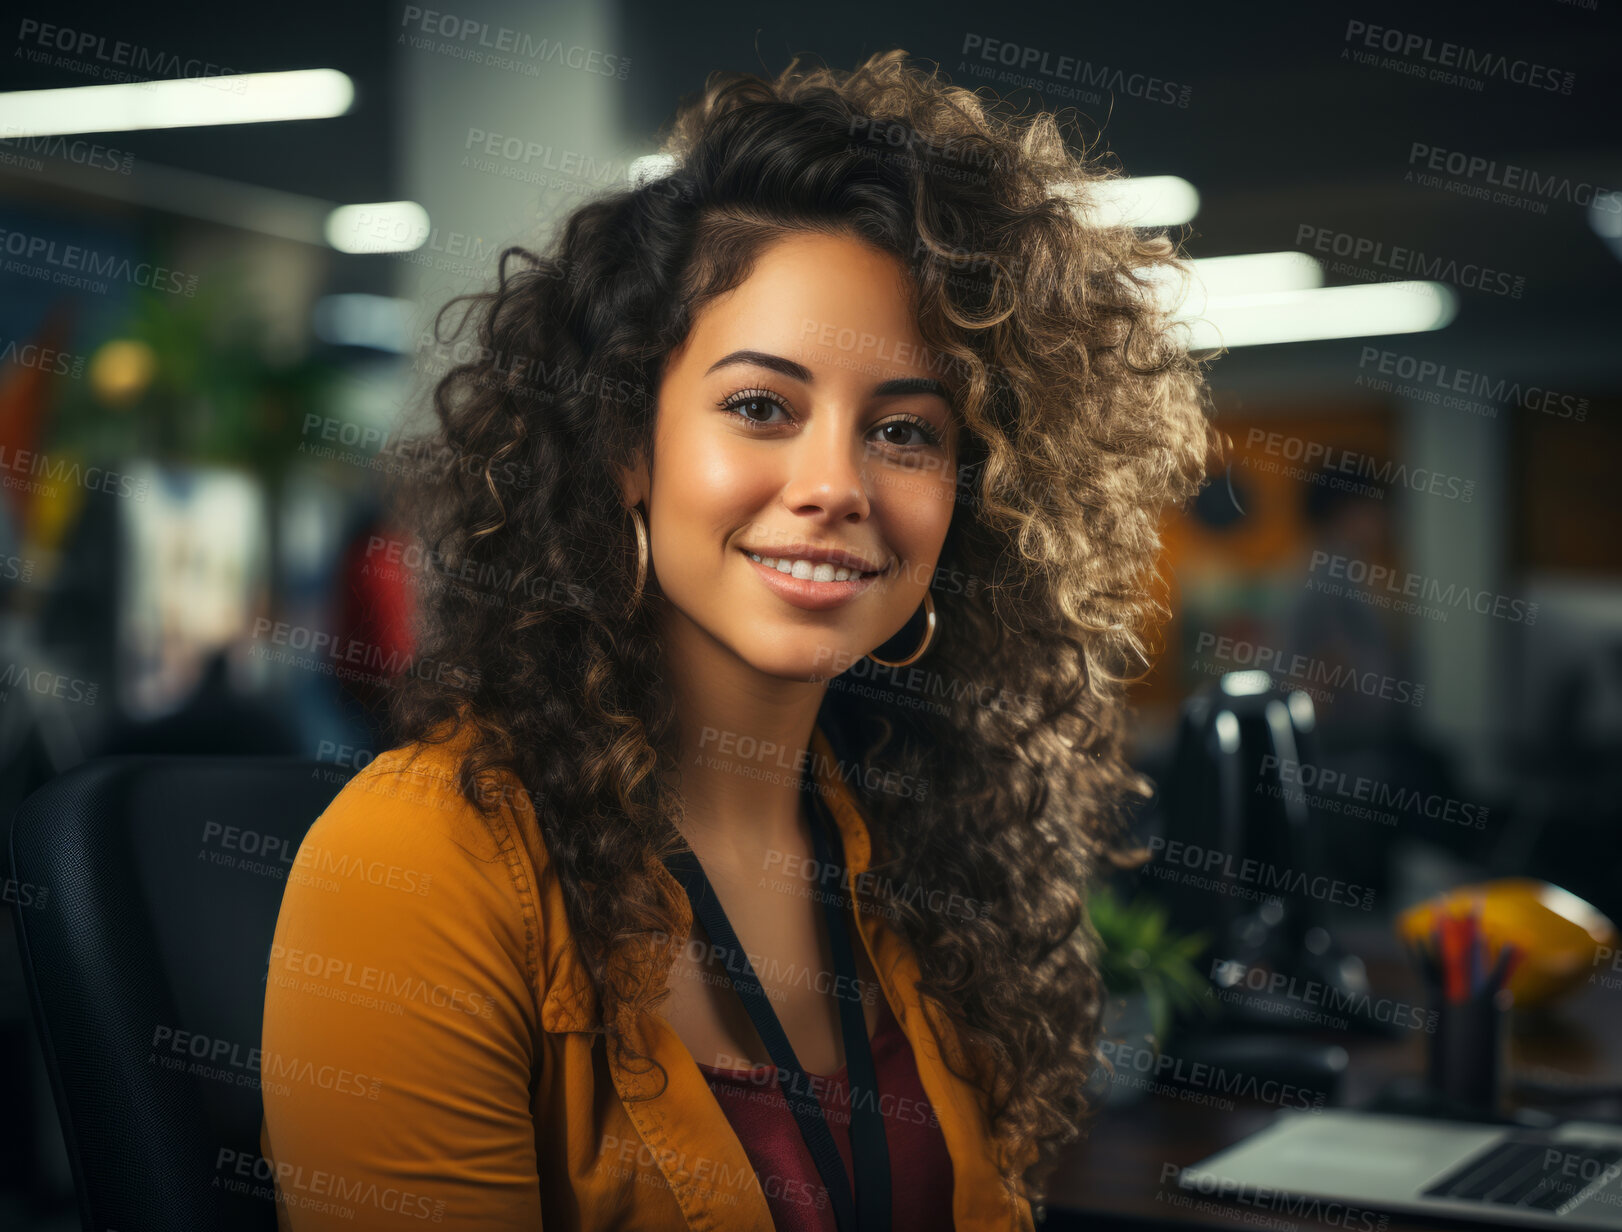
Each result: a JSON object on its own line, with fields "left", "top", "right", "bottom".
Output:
{"left": 663, "top": 779, "right": 892, "bottom": 1232}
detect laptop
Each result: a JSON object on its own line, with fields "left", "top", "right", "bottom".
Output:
{"left": 1177, "top": 1109, "right": 1622, "bottom": 1228}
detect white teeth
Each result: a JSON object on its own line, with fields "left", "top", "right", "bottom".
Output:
{"left": 745, "top": 552, "right": 865, "bottom": 582}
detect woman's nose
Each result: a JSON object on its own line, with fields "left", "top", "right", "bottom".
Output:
{"left": 780, "top": 414, "right": 872, "bottom": 520}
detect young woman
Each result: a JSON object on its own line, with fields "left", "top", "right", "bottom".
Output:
{"left": 260, "top": 50, "right": 1218, "bottom": 1231}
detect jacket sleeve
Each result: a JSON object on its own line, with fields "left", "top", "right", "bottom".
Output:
{"left": 259, "top": 757, "right": 544, "bottom": 1229}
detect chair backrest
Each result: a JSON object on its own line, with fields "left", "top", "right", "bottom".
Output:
{"left": 8, "top": 756, "right": 349, "bottom": 1232}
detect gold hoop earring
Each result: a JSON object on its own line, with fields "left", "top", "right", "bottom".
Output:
{"left": 627, "top": 503, "right": 650, "bottom": 611}
{"left": 866, "top": 590, "right": 937, "bottom": 668}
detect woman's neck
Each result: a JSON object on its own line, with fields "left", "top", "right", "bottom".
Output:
{"left": 659, "top": 607, "right": 831, "bottom": 877}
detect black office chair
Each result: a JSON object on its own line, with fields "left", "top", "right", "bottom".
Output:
{"left": 8, "top": 756, "right": 350, "bottom": 1232}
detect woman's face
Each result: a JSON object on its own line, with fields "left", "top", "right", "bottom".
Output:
{"left": 630, "top": 230, "right": 958, "bottom": 683}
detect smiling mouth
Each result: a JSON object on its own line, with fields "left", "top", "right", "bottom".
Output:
{"left": 740, "top": 549, "right": 888, "bottom": 583}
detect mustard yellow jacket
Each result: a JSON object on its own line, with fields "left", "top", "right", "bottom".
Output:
{"left": 259, "top": 723, "right": 1035, "bottom": 1230}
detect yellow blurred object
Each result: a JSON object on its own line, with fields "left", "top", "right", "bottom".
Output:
{"left": 89, "top": 339, "right": 158, "bottom": 408}
{"left": 22, "top": 446, "right": 88, "bottom": 566}
{"left": 1397, "top": 879, "right": 1617, "bottom": 1008}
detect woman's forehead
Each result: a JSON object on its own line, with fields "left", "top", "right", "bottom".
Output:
{"left": 681, "top": 234, "right": 933, "bottom": 375}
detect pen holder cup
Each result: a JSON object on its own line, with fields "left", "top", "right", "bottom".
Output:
{"left": 1425, "top": 980, "right": 1512, "bottom": 1120}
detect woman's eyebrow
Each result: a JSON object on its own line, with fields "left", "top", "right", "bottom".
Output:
{"left": 707, "top": 346, "right": 811, "bottom": 380}
{"left": 873, "top": 376, "right": 948, "bottom": 399}
{"left": 704, "top": 350, "right": 949, "bottom": 401}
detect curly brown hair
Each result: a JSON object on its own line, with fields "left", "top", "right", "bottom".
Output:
{"left": 385, "top": 49, "right": 1222, "bottom": 1212}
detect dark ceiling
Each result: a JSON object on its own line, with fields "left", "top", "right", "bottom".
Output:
{"left": 2, "top": 4, "right": 397, "bottom": 204}
{"left": 615, "top": 0, "right": 1622, "bottom": 371}
{"left": 5, "top": 0, "right": 1618, "bottom": 377}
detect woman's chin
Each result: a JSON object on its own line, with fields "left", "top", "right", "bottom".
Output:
{"left": 738, "top": 638, "right": 874, "bottom": 685}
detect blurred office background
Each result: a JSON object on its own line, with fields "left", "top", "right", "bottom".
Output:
{"left": 1, "top": 1, "right": 1618, "bottom": 1227}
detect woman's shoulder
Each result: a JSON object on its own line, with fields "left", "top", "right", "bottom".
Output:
{"left": 287, "top": 726, "right": 551, "bottom": 994}
{"left": 261, "top": 729, "right": 552, "bottom": 1226}
{"left": 317, "top": 717, "right": 553, "bottom": 862}
{"left": 320, "top": 732, "right": 512, "bottom": 851}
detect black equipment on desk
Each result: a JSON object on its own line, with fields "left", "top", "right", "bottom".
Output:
{"left": 1157, "top": 672, "right": 1378, "bottom": 1033}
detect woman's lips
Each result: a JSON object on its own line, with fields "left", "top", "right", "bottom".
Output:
{"left": 740, "top": 549, "right": 886, "bottom": 611}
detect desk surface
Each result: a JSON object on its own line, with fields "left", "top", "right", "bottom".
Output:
{"left": 1042, "top": 926, "right": 1622, "bottom": 1231}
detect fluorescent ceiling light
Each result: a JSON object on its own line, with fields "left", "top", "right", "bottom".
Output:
{"left": 325, "top": 201, "right": 430, "bottom": 254}
{"left": 1220, "top": 670, "right": 1272, "bottom": 696}
{"left": 0, "top": 68, "right": 354, "bottom": 138}
{"left": 1590, "top": 194, "right": 1622, "bottom": 263}
{"left": 1589, "top": 194, "right": 1622, "bottom": 240}
{"left": 1186, "top": 251, "right": 1323, "bottom": 299}
{"left": 628, "top": 153, "right": 675, "bottom": 187}
{"left": 1180, "top": 282, "right": 1457, "bottom": 350}
{"left": 625, "top": 160, "right": 1201, "bottom": 233}
{"left": 1139, "top": 251, "right": 1324, "bottom": 318}
{"left": 312, "top": 294, "right": 415, "bottom": 352}
{"left": 1067, "top": 175, "right": 1200, "bottom": 228}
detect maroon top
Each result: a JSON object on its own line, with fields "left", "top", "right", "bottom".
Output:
{"left": 696, "top": 992, "right": 955, "bottom": 1230}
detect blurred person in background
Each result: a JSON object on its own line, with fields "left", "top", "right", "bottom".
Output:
{"left": 1282, "top": 470, "right": 1415, "bottom": 753}
{"left": 1278, "top": 469, "right": 1463, "bottom": 898}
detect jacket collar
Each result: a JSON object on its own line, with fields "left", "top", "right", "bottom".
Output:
{"left": 536, "top": 724, "right": 1031, "bottom": 1230}
{"left": 539, "top": 723, "right": 855, "bottom": 1036}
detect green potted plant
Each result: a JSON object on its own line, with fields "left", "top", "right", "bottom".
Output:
{"left": 1089, "top": 883, "right": 1212, "bottom": 1049}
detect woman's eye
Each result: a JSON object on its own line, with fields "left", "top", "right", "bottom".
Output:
{"left": 720, "top": 395, "right": 943, "bottom": 449}
{"left": 876, "top": 421, "right": 922, "bottom": 447}
{"left": 873, "top": 418, "right": 942, "bottom": 449}
{"left": 722, "top": 394, "right": 791, "bottom": 426}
